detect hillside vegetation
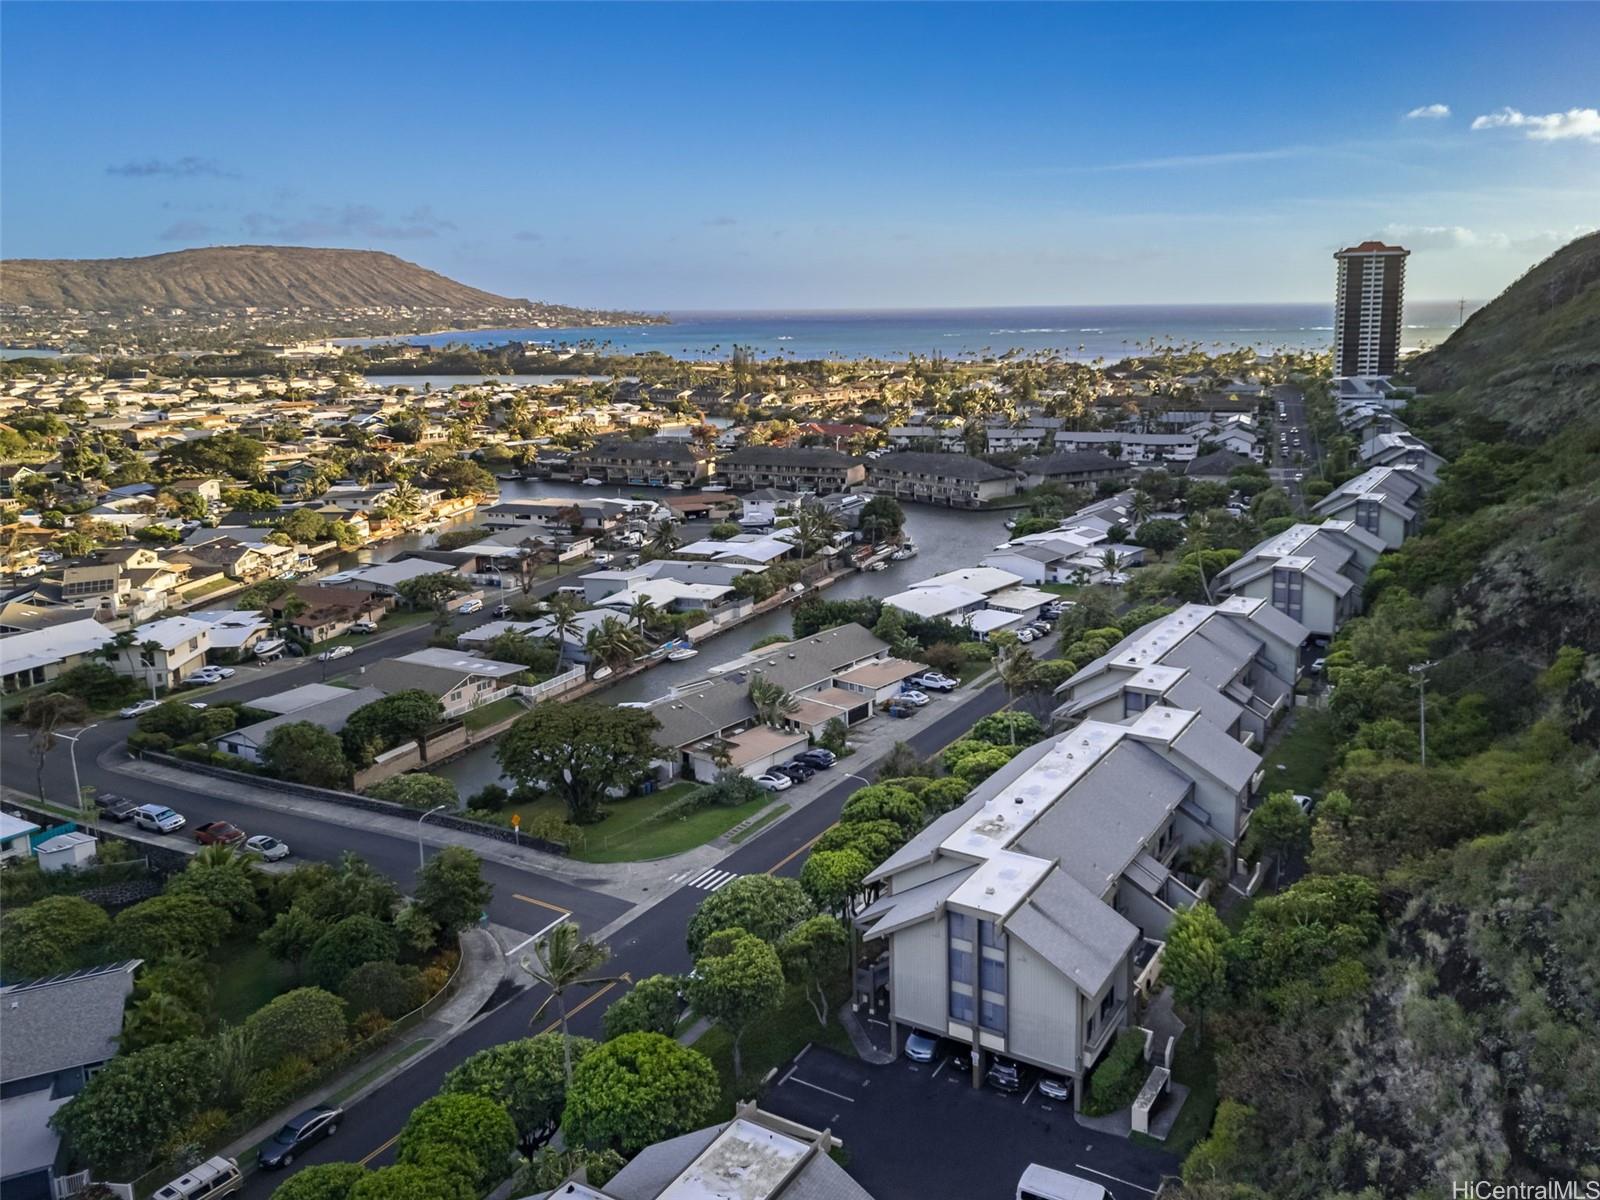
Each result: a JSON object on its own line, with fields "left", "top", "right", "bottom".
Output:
{"left": 1174, "top": 234, "right": 1600, "bottom": 1200}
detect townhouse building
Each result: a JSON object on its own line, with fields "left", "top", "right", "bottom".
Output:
{"left": 1214, "top": 520, "right": 1385, "bottom": 638}
{"left": 1016, "top": 450, "right": 1129, "bottom": 491}
{"left": 1312, "top": 464, "right": 1428, "bottom": 549}
{"left": 1050, "top": 430, "right": 1199, "bottom": 466}
{"left": 867, "top": 452, "right": 1019, "bottom": 508}
{"left": 1358, "top": 431, "right": 1445, "bottom": 484}
{"left": 720, "top": 446, "right": 865, "bottom": 495}
{"left": 1053, "top": 597, "right": 1307, "bottom": 747}
{"left": 572, "top": 437, "right": 713, "bottom": 487}
{"left": 858, "top": 706, "right": 1261, "bottom": 1103}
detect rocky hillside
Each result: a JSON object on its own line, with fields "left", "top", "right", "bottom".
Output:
{"left": 1407, "top": 230, "right": 1600, "bottom": 437}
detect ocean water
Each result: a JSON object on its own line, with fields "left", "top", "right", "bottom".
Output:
{"left": 346, "top": 301, "right": 1477, "bottom": 363}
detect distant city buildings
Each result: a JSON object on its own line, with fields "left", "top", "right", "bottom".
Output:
{"left": 1333, "top": 240, "right": 1409, "bottom": 378}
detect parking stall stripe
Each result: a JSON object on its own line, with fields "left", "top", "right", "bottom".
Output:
{"left": 1073, "top": 1165, "right": 1157, "bottom": 1195}
{"left": 780, "top": 1074, "right": 856, "bottom": 1103}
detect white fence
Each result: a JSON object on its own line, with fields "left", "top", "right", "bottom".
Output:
{"left": 518, "top": 667, "right": 585, "bottom": 703}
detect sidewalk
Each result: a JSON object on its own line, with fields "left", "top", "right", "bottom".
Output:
{"left": 219, "top": 925, "right": 507, "bottom": 1165}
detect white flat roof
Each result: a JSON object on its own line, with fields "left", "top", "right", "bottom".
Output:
{"left": 912, "top": 565, "right": 1022, "bottom": 595}
{"left": 946, "top": 848, "right": 1055, "bottom": 920}
{"left": 655, "top": 1116, "right": 811, "bottom": 1200}
{"left": 884, "top": 585, "right": 986, "bottom": 619}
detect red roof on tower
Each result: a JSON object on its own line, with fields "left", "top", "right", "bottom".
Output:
{"left": 1336, "top": 241, "right": 1409, "bottom": 256}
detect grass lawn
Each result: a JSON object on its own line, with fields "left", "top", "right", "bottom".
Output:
{"left": 1259, "top": 709, "right": 1338, "bottom": 797}
{"left": 505, "top": 782, "right": 774, "bottom": 863}
{"left": 693, "top": 979, "right": 856, "bottom": 1112}
{"left": 1040, "top": 582, "right": 1083, "bottom": 597}
{"left": 955, "top": 658, "right": 993, "bottom": 685}
{"left": 1131, "top": 1029, "right": 1218, "bottom": 1159}
{"left": 212, "top": 940, "right": 296, "bottom": 1025}
{"left": 729, "top": 803, "right": 789, "bottom": 844}
{"left": 463, "top": 696, "right": 525, "bottom": 731}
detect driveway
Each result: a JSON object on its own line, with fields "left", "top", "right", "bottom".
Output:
{"left": 762, "top": 1046, "right": 1177, "bottom": 1200}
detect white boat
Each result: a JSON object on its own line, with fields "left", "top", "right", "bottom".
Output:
{"left": 701, "top": 484, "right": 728, "bottom": 492}
{"left": 254, "top": 637, "right": 286, "bottom": 659}
{"left": 890, "top": 542, "right": 919, "bottom": 560}
{"left": 591, "top": 665, "right": 614, "bottom": 680}
{"left": 581, "top": 477, "right": 604, "bottom": 486}
{"left": 1004, "top": 519, "right": 1017, "bottom": 530}
{"left": 667, "top": 648, "right": 699, "bottom": 662}
{"left": 667, "top": 481, "right": 685, "bottom": 490}
{"left": 866, "top": 561, "right": 889, "bottom": 572}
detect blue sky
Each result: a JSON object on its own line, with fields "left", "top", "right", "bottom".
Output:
{"left": 3, "top": 2, "right": 1596, "bottom": 310}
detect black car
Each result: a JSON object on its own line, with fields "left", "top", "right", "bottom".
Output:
{"left": 95, "top": 793, "right": 139, "bottom": 822}
{"left": 776, "top": 760, "right": 815, "bottom": 783}
{"left": 258, "top": 1105, "right": 343, "bottom": 1169}
{"left": 795, "top": 748, "right": 836, "bottom": 769}
{"left": 985, "top": 1057, "right": 1031, "bottom": 1093}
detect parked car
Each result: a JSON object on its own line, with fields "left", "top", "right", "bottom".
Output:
{"left": 1026, "top": 621, "right": 1053, "bottom": 637}
{"left": 458, "top": 598, "right": 484, "bottom": 614}
{"left": 885, "top": 701, "right": 914, "bottom": 719}
{"left": 150, "top": 1155, "right": 242, "bottom": 1200}
{"left": 350, "top": 619, "right": 378, "bottom": 634}
{"left": 1309, "top": 656, "right": 1326, "bottom": 674}
{"left": 897, "top": 689, "right": 930, "bottom": 707}
{"left": 132, "top": 804, "right": 186, "bottom": 834}
{"left": 492, "top": 603, "right": 513, "bottom": 618}
{"left": 194, "top": 821, "right": 245, "bottom": 847}
{"left": 909, "top": 671, "right": 957, "bottom": 692}
{"left": 776, "top": 760, "right": 815, "bottom": 783}
{"left": 257, "top": 1105, "right": 343, "bottom": 1170}
{"left": 246, "top": 834, "right": 291, "bottom": 862}
{"left": 14, "top": 563, "right": 44, "bottom": 578}
{"left": 316, "top": 644, "right": 354, "bottom": 662}
{"left": 1016, "top": 628, "right": 1038, "bottom": 643}
{"left": 592, "top": 552, "right": 612, "bottom": 565}
{"left": 119, "top": 698, "right": 161, "bottom": 719}
{"left": 96, "top": 793, "right": 140, "bottom": 822}
{"left": 754, "top": 772, "right": 793, "bottom": 792}
{"left": 985, "top": 1057, "right": 1031, "bottom": 1093}
{"left": 795, "top": 748, "right": 836, "bottom": 769}
{"left": 1037, "top": 1074, "right": 1073, "bottom": 1102}
{"left": 903, "top": 1031, "right": 939, "bottom": 1062}
{"left": 948, "top": 1045, "right": 975, "bottom": 1073}
{"left": 1293, "top": 793, "right": 1316, "bottom": 815}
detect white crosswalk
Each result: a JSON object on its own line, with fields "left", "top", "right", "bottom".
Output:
{"left": 671, "top": 867, "right": 740, "bottom": 891}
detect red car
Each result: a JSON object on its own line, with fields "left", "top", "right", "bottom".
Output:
{"left": 194, "top": 820, "right": 246, "bottom": 847}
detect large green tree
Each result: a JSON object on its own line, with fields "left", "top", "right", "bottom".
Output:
{"left": 561, "top": 1033, "right": 720, "bottom": 1155}
{"left": 1163, "top": 903, "right": 1231, "bottom": 1036}
{"left": 778, "top": 914, "right": 849, "bottom": 1027}
{"left": 348, "top": 1164, "right": 473, "bottom": 1200}
{"left": 341, "top": 690, "right": 444, "bottom": 766}
{"left": 495, "top": 702, "right": 659, "bottom": 824}
{"left": 243, "top": 987, "right": 349, "bottom": 1069}
{"left": 396, "top": 1093, "right": 518, "bottom": 1192}
{"left": 111, "top": 893, "right": 229, "bottom": 962}
{"left": 267, "top": 1163, "right": 367, "bottom": 1200}
{"left": 414, "top": 846, "right": 493, "bottom": 935}
{"left": 685, "top": 874, "right": 815, "bottom": 958}
{"left": 442, "top": 1033, "right": 596, "bottom": 1138}
{"left": 686, "top": 927, "right": 786, "bottom": 1080}
{"left": 0, "top": 894, "right": 111, "bottom": 979}
{"left": 306, "top": 914, "right": 398, "bottom": 992}
{"left": 601, "top": 975, "right": 683, "bottom": 1040}
{"left": 263, "top": 721, "right": 352, "bottom": 788}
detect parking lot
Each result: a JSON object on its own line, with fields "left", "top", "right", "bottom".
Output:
{"left": 763, "top": 1046, "right": 1177, "bottom": 1200}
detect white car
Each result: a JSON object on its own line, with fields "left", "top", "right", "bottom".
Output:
{"left": 350, "top": 620, "right": 378, "bottom": 634}
{"left": 186, "top": 702, "right": 208, "bottom": 711}
{"left": 132, "top": 804, "right": 185, "bottom": 834}
{"left": 458, "top": 599, "right": 484, "bottom": 614}
{"left": 1016, "top": 628, "right": 1038, "bottom": 643}
{"left": 754, "top": 772, "right": 793, "bottom": 792}
{"left": 1309, "top": 657, "right": 1326, "bottom": 674}
{"left": 246, "top": 834, "right": 291, "bottom": 862}
{"left": 910, "top": 672, "right": 958, "bottom": 692}
{"left": 120, "top": 699, "right": 161, "bottom": 719}
{"left": 1293, "top": 793, "right": 1316, "bottom": 815}
{"left": 317, "top": 644, "right": 355, "bottom": 662}
{"left": 37, "top": 551, "right": 61, "bottom": 564}
{"left": 898, "top": 689, "right": 930, "bottom": 707}
{"left": 15, "top": 564, "right": 45, "bottom": 578}
{"left": 592, "top": 553, "right": 612, "bottom": 566}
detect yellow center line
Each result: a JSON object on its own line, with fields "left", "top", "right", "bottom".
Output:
{"left": 358, "top": 1132, "right": 399, "bottom": 1166}
{"left": 766, "top": 828, "right": 828, "bottom": 875}
{"left": 514, "top": 893, "right": 572, "bottom": 914}
{"left": 538, "top": 976, "right": 627, "bottom": 1035}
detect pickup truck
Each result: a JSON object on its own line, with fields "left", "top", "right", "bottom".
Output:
{"left": 96, "top": 793, "right": 140, "bottom": 823}
{"left": 194, "top": 820, "right": 246, "bottom": 847}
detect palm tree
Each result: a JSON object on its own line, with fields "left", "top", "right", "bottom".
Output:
{"left": 383, "top": 479, "right": 423, "bottom": 523}
{"left": 545, "top": 592, "right": 582, "bottom": 668}
{"left": 995, "top": 645, "right": 1037, "bottom": 746}
{"left": 584, "top": 616, "right": 643, "bottom": 676}
{"left": 791, "top": 505, "right": 840, "bottom": 557}
{"left": 1131, "top": 490, "right": 1155, "bottom": 526}
{"left": 1184, "top": 513, "right": 1216, "bottom": 603}
{"left": 748, "top": 672, "right": 799, "bottom": 728}
{"left": 138, "top": 639, "right": 163, "bottom": 697}
{"left": 1098, "top": 549, "right": 1128, "bottom": 583}
{"left": 520, "top": 922, "right": 621, "bottom": 1089}
{"left": 626, "top": 594, "right": 659, "bottom": 638}
{"left": 100, "top": 629, "right": 137, "bottom": 678}
{"left": 647, "top": 522, "right": 680, "bottom": 559}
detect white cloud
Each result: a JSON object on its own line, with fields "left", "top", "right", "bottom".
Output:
{"left": 1405, "top": 103, "right": 1451, "bottom": 120}
{"left": 1380, "top": 223, "right": 1598, "bottom": 253}
{"left": 1469, "top": 106, "right": 1600, "bottom": 142}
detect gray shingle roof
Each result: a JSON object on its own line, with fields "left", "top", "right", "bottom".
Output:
{"left": 869, "top": 451, "right": 1016, "bottom": 482}
{"left": 725, "top": 446, "right": 857, "bottom": 467}
{"left": 1022, "top": 450, "right": 1126, "bottom": 477}
{"left": 1006, "top": 871, "right": 1138, "bottom": 996}
{"left": 0, "top": 961, "right": 141, "bottom": 1084}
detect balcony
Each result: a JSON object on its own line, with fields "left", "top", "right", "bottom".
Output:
{"left": 1083, "top": 1001, "right": 1127, "bottom": 1064}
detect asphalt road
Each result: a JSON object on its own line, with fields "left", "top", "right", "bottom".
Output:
{"left": 238, "top": 682, "right": 1009, "bottom": 1193}
{"left": 1268, "top": 382, "right": 1320, "bottom": 513}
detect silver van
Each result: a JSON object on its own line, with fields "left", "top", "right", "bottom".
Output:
{"left": 152, "top": 1156, "right": 242, "bottom": 1200}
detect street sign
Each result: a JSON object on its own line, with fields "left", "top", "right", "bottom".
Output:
{"left": 511, "top": 813, "right": 521, "bottom": 828}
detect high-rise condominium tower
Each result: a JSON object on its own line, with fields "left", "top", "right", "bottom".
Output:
{"left": 1334, "top": 240, "right": 1409, "bottom": 377}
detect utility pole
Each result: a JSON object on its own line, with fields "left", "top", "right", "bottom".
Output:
{"left": 1409, "top": 661, "right": 1436, "bottom": 767}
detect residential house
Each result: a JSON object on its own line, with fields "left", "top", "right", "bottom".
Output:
{"left": 217, "top": 686, "right": 388, "bottom": 763}
{"left": 648, "top": 624, "right": 924, "bottom": 781}
{"left": 1181, "top": 451, "right": 1254, "bottom": 483}
{"left": 719, "top": 446, "right": 865, "bottom": 495}
{"left": 856, "top": 708, "right": 1261, "bottom": 1103}
{"left": 883, "top": 566, "right": 1054, "bottom": 638}
{"left": 359, "top": 648, "right": 527, "bottom": 718}
{"left": 1053, "top": 597, "right": 1307, "bottom": 746}
{"left": 1016, "top": 451, "right": 1129, "bottom": 491}
{"left": 738, "top": 488, "right": 804, "bottom": 530}
{"left": 867, "top": 452, "right": 1018, "bottom": 508}
{"left": 676, "top": 534, "right": 799, "bottom": 567}
{"left": 0, "top": 960, "right": 143, "bottom": 1200}
{"left": 0, "top": 618, "right": 116, "bottom": 693}
{"left": 116, "top": 615, "right": 213, "bottom": 687}
{"left": 319, "top": 558, "right": 459, "bottom": 599}
{"left": 580, "top": 559, "right": 758, "bottom": 607}
{"left": 594, "top": 578, "right": 738, "bottom": 618}
{"left": 1312, "top": 465, "right": 1426, "bottom": 549}
{"left": 573, "top": 437, "right": 713, "bottom": 486}
{"left": 1358, "top": 431, "right": 1445, "bottom": 484}
{"left": 1214, "top": 520, "right": 1385, "bottom": 638}
{"left": 169, "top": 477, "right": 223, "bottom": 504}
{"left": 171, "top": 535, "right": 296, "bottom": 582}
{"left": 527, "top": 1104, "right": 873, "bottom": 1200}
{"left": 887, "top": 420, "right": 966, "bottom": 452}
{"left": 268, "top": 585, "right": 391, "bottom": 643}
{"left": 0, "top": 813, "right": 41, "bottom": 864}
{"left": 480, "top": 496, "right": 642, "bottom": 537}
{"left": 185, "top": 608, "right": 275, "bottom": 660}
